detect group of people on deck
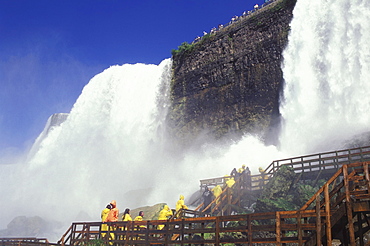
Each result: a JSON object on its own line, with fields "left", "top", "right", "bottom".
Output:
{"left": 201, "top": 165, "right": 269, "bottom": 216}
{"left": 99, "top": 165, "right": 269, "bottom": 238}
{"left": 100, "top": 194, "right": 190, "bottom": 235}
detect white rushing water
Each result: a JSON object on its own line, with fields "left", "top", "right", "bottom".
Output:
{"left": 279, "top": 0, "right": 370, "bottom": 155}
{"left": 0, "top": 59, "right": 281, "bottom": 240}
{"left": 2, "top": 0, "right": 370, "bottom": 241}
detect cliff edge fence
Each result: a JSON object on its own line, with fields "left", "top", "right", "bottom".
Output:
{"left": 168, "top": 0, "right": 297, "bottom": 147}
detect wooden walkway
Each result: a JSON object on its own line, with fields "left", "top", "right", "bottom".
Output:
{"left": 3, "top": 146, "right": 370, "bottom": 245}
{"left": 200, "top": 145, "right": 370, "bottom": 191}
{"left": 16, "top": 161, "right": 370, "bottom": 245}
{"left": 61, "top": 162, "right": 370, "bottom": 245}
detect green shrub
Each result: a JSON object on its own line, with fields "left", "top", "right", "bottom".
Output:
{"left": 171, "top": 42, "right": 195, "bottom": 56}
{"left": 82, "top": 239, "right": 105, "bottom": 246}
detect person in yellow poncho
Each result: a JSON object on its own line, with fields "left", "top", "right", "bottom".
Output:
{"left": 101, "top": 204, "right": 112, "bottom": 238}
{"left": 175, "top": 195, "right": 188, "bottom": 218}
{"left": 120, "top": 208, "right": 133, "bottom": 240}
{"left": 258, "top": 167, "right": 269, "bottom": 188}
{"left": 157, "top": 205, "right": 173, "bottom": 230}
{"left": 104, "top": 200, "right": 119, "bottom": 244}
{"left": 134, "top": 211, "right": 144, "bottom": 222}
{"left": 134, "top": 211, "right": 146, "bottom": 227}
{"left": 238, "top": 164, "right": 246, "bottom": 174}
{"left": 226, "top": 177, "right": 235, "bottom": 188}
{"left": 212, "top": 185, "right": 222, "bottom": 205}
{"left": 122, "top": 208, "right": 133, "bottom": 221}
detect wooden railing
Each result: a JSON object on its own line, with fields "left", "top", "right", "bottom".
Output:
{"left": 200, "top": 145, "right": 370, "bottom": 190}
{"left": 299, "top": 161, "right": 370, "bottom": 245}
{"left": 265, "top": 145, "right": 370, "bottom": 175}
{"left": 55, "top": 162, "right": 370, "bottom": 245}
{"left": 0, "top": 238, "right": 54, "bottom": 246}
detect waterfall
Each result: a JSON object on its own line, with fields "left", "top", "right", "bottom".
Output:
{"left": 1, "top": 58, "right": 281, "bottom": 239}
{"left": 279, "top": 0, "right": 370, "bottom": 155}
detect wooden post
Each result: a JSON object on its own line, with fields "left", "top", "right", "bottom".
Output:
{"left": 358, "top": 213, "right": 364, "bottom": 246}
{"left": 324, "top": 183, "right": 332, "bottom": 245}
{"left": 364, "top": 162, "right": 370, "bottom": 192}
{"left": 248, "top": 214, "right": 252, "bottom": 246}
{"left": 227, "top": 188, "right": 231, "bottom": 215}
{"left": 297, "top": 210, "right": 302, "bottom": 245}
{"left": 343, "top": 165, "right": 356, "bottom": 245}
{"left": 215, "top": 217, "right": 220, "bottom": 246}
{"left": 316, "top": 194, "right": 322, "bottom": 246}
{"left": 276, "top": 212, "right": 281, "bottom": 246}
{"left": 180, "top": 219, "right": 184, "bottom": 246}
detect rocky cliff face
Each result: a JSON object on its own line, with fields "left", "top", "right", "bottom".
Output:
{"left": 168, "top": 0, "right": 296, "bottom": 146}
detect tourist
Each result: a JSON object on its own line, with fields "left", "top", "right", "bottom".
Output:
{"left": 202, "top": 186, "right": 213, "bottom": 217}
{"left": 175, "top": 195, "right": 189, "bottom": 218}
{"left": 122, "top": 208, "right": 132, "bottom": 221}
{"left": 157, "top": 205, "right": 173, "bottom": 230}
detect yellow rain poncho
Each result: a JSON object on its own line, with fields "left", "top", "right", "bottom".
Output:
{"left": 122, "top": 213, "right": 132, "bottom": 221}
{"left": 226, "top": 177, "right": 235, "bottom": 188}
{"left": 238, "top": 164, "right": 246, "bottom": 173}
{"left": 212, "top": 185, "right": 222, "bottom": 204}
{"left": 101, "top": 205, "right": 111, "bottom": 237}
{"left": 157, "top": 205, "right": 173, "bottom": 230}
{"left": 176, "top": 195, "right": 188, "bottom": 212}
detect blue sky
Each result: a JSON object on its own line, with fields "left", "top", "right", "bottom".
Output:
{"left": 0, "top": 0, "right": 265, "bottom": 159}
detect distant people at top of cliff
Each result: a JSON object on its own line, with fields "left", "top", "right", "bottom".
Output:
{"left": 189, "top": 0, "right": 276, "bottom": 46}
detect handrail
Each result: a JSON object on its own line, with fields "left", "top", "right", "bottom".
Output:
{"left": 56, "top": 225, "right": 72, "bottom": 245}
{"left": 0, "top": 238, "right": 55, "bottom": 246}
{"left": 200, "top": 145, "right": 370, "bottom": 189}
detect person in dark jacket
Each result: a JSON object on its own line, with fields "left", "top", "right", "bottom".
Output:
{"left": 202, "top": 186, "right": 213, "bottom": 217}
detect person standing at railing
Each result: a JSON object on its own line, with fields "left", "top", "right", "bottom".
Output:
{"left": 258, "top": 167, "right": 268, "bottom": 187}
{"left": 176, "top": 195, "right": 189, "bottom": 218}
{"left": 226, "top": 176, "right": 235, "bottom": 188}
{"left": 106, "top": 200, "right": 119, "bottom": 222}
{"left": 121, "top": 208, "right": 132, "bottom": 240}
{"left": 122, "top": 208, "right": 132, "bottom": 221}
{"left": 245, "top": 167, "right": 252, "bottom": 190}
{"left": 134, "top": 211, "right": 146, "bottom": 228}
{"left": 226, "top": 176, "right": 236, "bottom": 204}
{"left": 134, "top": 211, "right": 146, "bottom": 240}
{"left": 105, "top": 200, "right": 119, "bottom": 244}
{"left": 212, "top": 185, "right": 222, "bottom": 209}
{"left": 238, "top": 165, "right": 246, "bottom": 189}
{"left": 157, "top": 205, "right": 173, "bottom": 230}
{"left": 101, "top": 204, "right": 112, "bottom": 238}
{"left": 202, "top": 186, "right": 213, "bottom": 217}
